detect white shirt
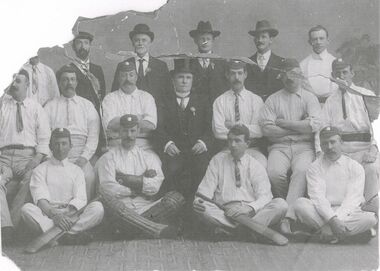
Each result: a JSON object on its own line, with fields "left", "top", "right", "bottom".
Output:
{"left": 306, "top": 154, "right": 365, "bottom": 221}
{"left": 22, "top": 61, "right": 60, "bottom": 106}
{"left": 256, "top": 50, "right": 271, "bottom": 70}
{"left": 30, "top": 157, "right": 87, "bottom": 210}
{"left": 102, "top": 88, "right": 157, "bottom": 133}
{"left": 0, "top": 95, "right": 50, "bottom": 155}
{"left": 44, "top": 95, "right": 100, "bottom": 160}
{"left": 300, "top": 49, "right": 338, "bottom": 98}
{"left": 196, "top": 151, "right": 272, "bottom": 212}
{"left": 213, "top": 88, "right": 264, "bottom": 140}
{"left": 176, "top": 96, "right": 190, "bottom": 109}
{"left": 135, "top": 54, "right": 149, "bottom": 76}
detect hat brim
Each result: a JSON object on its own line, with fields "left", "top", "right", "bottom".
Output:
{"left": 129, "top": 31, "right": 154, "bottom": 41}
{"left": 248, "top": 28, "right": 279, "bottom": 37}
{"left": 189, "top": 30, "right": 221, "bottom": 38}
{"left": 74, "top": 35, "right": 93, "bottom": 42}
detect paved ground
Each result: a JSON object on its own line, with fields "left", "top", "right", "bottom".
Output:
{"left": 3, "top": 236, "right": 379, "bottom": 271}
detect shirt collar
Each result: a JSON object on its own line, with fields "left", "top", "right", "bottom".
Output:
{"left": 323, "top": 154, "right": 345, "bottom": 165}
{"left": 311, "top": 49, "right": 328, "bottom": 60}
{"left": 228, "top": 88, "right": 248, "bottom": 98}
{"left": 10, "top": 96, "right": 31, "bottom": 107}
{"left": 61, "top": 94, "right": 79, "bottom": 104}
{"left": 119, "top": 87, "right": 139, "bottom": 97}
{"left": 257, "top": 50, "right": 271, "bottom": 60}
{"left": 136, "top": 53, "right": 149, "bottom": 63}
{"left": 282, "top": 88, "right": 302, "bottom": 98}
{"left": 50, "top": 157, "right": 70, "bottom": 167}
{"left": 76, "top": 57, "right": 90, "bottom": 66}
{"left": 121, "top": 145, "right": 139, "bottom": 156}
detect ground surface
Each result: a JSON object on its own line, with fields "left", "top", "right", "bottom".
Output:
{"left": 3, "top": 236, "right": 379, "bottom": 271}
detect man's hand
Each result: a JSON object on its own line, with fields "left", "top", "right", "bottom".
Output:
{"left": 75, "top": 157, "right": 88, "bottom": 169}
{"left": 192, "top": 142, "right": 207, "bottom": 155}
{"left": 48, "top": 207, "right": 67, "bottom": 218}
{"left": 328, "top": 216, "right": 348, "bottom": 240}
{"left": 193, "top": 198, "right": 206, "bottom": 213}
{"left": 52, "top": 213, "right": 74, "bottom": 231}
{"left": 225, "top": 120, "right": 235, "bottom": 130}
{"left": 224, "top": 204, "right": 254, "bottom": 219}
{"left": 362, "top": 146, "right": 378, "bottom": 164}
{"left": 166, "top": 143, "right": 181, "bottom": 157}
{"left": 144, "top": 169, "right": 157, "bottom": 178}
{"left": 275, "top": 118, "right": 290, "bottom": 128}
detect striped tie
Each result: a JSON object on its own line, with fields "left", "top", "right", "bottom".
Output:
{"left": 16, "top": 102, "right": 24, "bottom": 133}
{"left": 341, "top": 90, "right": 347, "bottom": 119}
{"left": 32, "top": 65, "right": 38, "bottom": 94}
{"left": 234, "top": 158, "right": 241, "bottom": 188}
{"left": 234, "top": 92, "right": 240, "bottom": 122}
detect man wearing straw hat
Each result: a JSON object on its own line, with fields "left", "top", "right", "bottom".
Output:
{"left": 245, "top": 20, "right": 285, "bottom": 101}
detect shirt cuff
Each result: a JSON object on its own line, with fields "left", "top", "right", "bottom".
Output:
{"left": 68, "top": 198, "right": 86, "bottom": 211}
{"left": 142, "top": 177, "right": 159, "bottom": 196}
{"left": 197, "top": 140, "right": 207, "bottom": 151}
{"left": 142, "top": 116, "right": 157, "bottom": 129}
{"left": 164, "top": 141, "right": 174, "bottom": 153}
{"left": 34, "top": 194, "right": 51, "bottom": 205}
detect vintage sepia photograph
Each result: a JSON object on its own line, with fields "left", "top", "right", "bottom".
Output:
{"left": 1, "top": 0, "right": 379, "bottom": 270}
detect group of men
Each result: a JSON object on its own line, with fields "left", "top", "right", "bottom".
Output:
{"left": 0, "top": 19, "right": 378, "bottom": 247}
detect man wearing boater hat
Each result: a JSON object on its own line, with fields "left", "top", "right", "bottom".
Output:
{"left": 259, "top": 59, "right": 321, "bottom": 235}
{"left": 174, "top": 21, "right": 229, "bottom": 103}
{"left": 319, "top": 58, "right": 379, "bottom": 214}
{"left": 293, "top": 126, "right": 377, "bottom": 244}
{"left": 111, "top": 24, "right": 171, "bottom": 103}
{"left": 245, "top": 20, "right": 285, "bottom": 101}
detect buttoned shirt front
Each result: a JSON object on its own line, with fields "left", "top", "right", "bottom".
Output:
{"left": 256, "top": 50, "right": 271, "bottom": 70}
{"left": 135, "top": 54, "right": 150, "bottom": 76}
{"left": 213, "top": 88, "right": 264, "bottom": 140}
{"left": 306, "top": 154, "right": 365, "bottom": 221}
{"left": 0, "top": 95, "right": 50, "bottom": 155}
{"left": 44, "top": 95, "right": 100, "bottom": 160}
{"left": 300, "top": 49, "right": 338, "bottom": 98}
{"left": 197, "top": 151, "right": 272, "bottom": 212}
{"left": 30, "top": 157, "right": 87, "bottom": 210}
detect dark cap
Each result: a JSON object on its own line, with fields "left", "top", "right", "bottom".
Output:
{"left": 129, "top": 24, "right": 154, "bottom": 41}
{"left": 280, "top": 58, "right": 300, "bottom": 72}
{"left": 227, "top": 60, "right": 247, "bottom": 70}
{"left": 120, "top": 114, "right": 139, "bottom": 128}
{"left": 172, "top": 59, "right": 193, "bottom": 75}
{"left": 320, "top": 126, "right": 341, "bottom": 139}
{"left": 119, "top": 61, "right": 136, "bottom": 73}
{"left": 74, "top": 31, "right": 94, "bottom": 42}
{"left": 18, "top": 69, "right": 30, "bottom": 81}
{"left": 51, "top": 128, "right": 71, "bottom": 140}
{"left": 332, "top": 58, "right": 350, "bottom": 71}
{"left": 56, "top": 65, "right": 77, "bottom": 82}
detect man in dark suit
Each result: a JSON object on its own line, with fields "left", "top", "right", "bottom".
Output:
{"left": 155, "top": 62, "right": 213, "bottom": 203}
{"left": 111, "top": 24, "right": 171, "bottom": 103}
{"left": 245, "top": 20, "right": 285, "bottom": 101}
{"left": 175, "top": 21, "right": 229, "bottom": 103}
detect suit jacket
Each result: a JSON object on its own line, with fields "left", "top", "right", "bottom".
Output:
{"left": 155, "top": 91, "right": 213, "bottom": 156}
{"left": 111, "top": 56, "right": 171, "bottom": 103}
{"left": 70, "top": 62, "right": 106, "bottom": 113}
{"left": 174, "top": 58, "right": 229, "bottom": 103}
{"left": 245, "top": 52, "right": 285, "bottom": 101}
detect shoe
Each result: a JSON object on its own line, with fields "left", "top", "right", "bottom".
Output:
{"left": 212, "top": 227, "right": 234, "bottom": 241}
{"left": 280, "top": 218, "right": 293, "bottom": 235}
{"left": 1, "top": 227, "right": 14, "bottom": 246}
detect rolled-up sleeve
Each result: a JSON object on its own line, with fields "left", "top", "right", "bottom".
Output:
{"left": 259, "top": 98, "right": 277, "bottom": 128}
{"left": 35, "top": 105, "right": 51, "bottom": 155}
{"left": 141, "top": 152, "right": 164, "bottom": 196}
{"left": 68, "top": 168, "right": 87, "bottom": 210}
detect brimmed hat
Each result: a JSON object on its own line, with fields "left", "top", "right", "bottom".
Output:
{"left": 320, "top": 126, "right": 341, "bottom": 139}
{"left": 120, "top": 114, "right": 139, "bottom": 128}
{"left": 56, "top": 65, "right": 77, "bottom": 81}
{"left": 189, "top": 21, "right": 220, "bottom": 38}
{"left": 248, "top": 20, "right": 279, "bottom": 37}
{"left": 129, "top": 24, "right": 154, "bottom": 41}
{"left": 74, "top": 31, "right": 94, "bottom": 42}
{"left": 332, "top": 58, "right": 351, "bottom": 71}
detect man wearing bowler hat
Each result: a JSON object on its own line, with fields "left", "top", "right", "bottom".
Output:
{"left": 111, "top": 24, "right": 171, "bottom": 103}
{"left": 174, "top": 21, "right": 229, "bottom": 103}
{"left": 245, "top": 20, "right": 285, "bottom": 101}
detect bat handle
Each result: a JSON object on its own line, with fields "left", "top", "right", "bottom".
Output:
{"left": 195, "top": 192, "right": 225, "bottom": 210}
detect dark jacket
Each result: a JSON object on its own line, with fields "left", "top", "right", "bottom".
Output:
{"left": 245, "top": 52, "right": 285, "bottom": 101}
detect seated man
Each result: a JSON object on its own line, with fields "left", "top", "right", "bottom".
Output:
{"left": 97, "top": 114, "right": 185, "bottom": 238}
{"left": 319, "top": 58, "right": 379, "bottom": 214}
{"left": 259, "top": 59, "right": 322, "bottom": 234}
{"left": 102, "top": 61, "right": 157, "bottom": 151}
{"left": 193, "top": 125, "right": 287, "bottom": 242}
{"left": 45, "top": 65, "right": 100, "bottom": 200}
{"left": 0, "top": 70, "right": 51, "bottom": 245}
{"left": 21, "top": 128, "right": 104, "bottom": 245}
{"left": 213, "top": 60, "right": 266, "bottom": 167}
{"left": 294, "top": 126, "right": 377, "bottom": 243}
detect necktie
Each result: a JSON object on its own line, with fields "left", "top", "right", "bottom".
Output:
{"left": 234, "top": 159, "right": 241, "bottom": 188}
{"left": 234, "top": 92, "right": 240, "bottom": 122}
{"left": 138, "top": 59, "right": 144, "bottom": 78}
{"left": 202, "top": 58, "right": 209, "bottom": 69}
{"left": 31, "top": 65, "right": 38, "bottom": 94}
{"left": 179, "top": 97, "right": 187, "bottom": 111}
{"left": 16, "top": 102, "right": 24, "bottom": 133}
{"left": 342, "top": 90, "right": 347, "bottom": 119}
{"left": 258, "top": 54, "right": 265, "bottom": 71}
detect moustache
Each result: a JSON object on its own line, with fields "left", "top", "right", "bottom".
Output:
{"left": 232, "top": 79, "right": 242, "bottom": 84}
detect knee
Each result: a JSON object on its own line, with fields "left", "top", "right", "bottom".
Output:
{"left": 363, "top": 212, "right": 378, "bottom": 228}
{"left": 271, "top": 198, "right": 288, "bottom": 213}
{"left": 267, "top": 167, "right": 287, "bottom": 182}
{"left": 293, "top": 197, "right": 310, "bottom": 215}
{"left": 21, "top": 203, "right": 36, "bottom": 217}
{"left": 89, "top": 201, "right": 105, "bottom": 219}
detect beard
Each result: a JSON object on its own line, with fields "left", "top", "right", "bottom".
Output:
{"left": 76, "top": 48, "right": 89, "bottom": 60}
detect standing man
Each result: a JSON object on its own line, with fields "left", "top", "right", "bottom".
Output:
{"left": 111, "top": 24, "right": 171, "bottom": 103}
{"left": 44, "top": 65, "right": 100, "bottom": 200}
{"left": 175, "top": 21, "right": 228, "bottom": 102}
{"left": 259, "top": 59, "right": 321, "bottom": 235}
{"left": 320, "top": 58, "right": 379, "bottom": 213}
{"left": 102, "top": 61, "right": 157, "bottom": 151}
{"left": 212, "top": 60, "right": 266, "bottom": 167}
{"left": 300, "top": 25, "right": 337, "bottom": 104}
{"left": 21, "top": 128, "right": 104, "bottom": 245}
{"left": 98, "top": 114, "right": 185, "bottom": 238}
{"left": 0, "top": 70, "right": 51, "bottom": 245}
{"left": 155, "top": 63, "right": 213, "bottom": 203}
{"left": 245, "top": 20, "right": 285, "bottom": 101}
{"left": 294, "top": 127, "right": 377, "bottom": 243}
{"left": 193, "top": 125, "right": 287, "bottom": 242}
{"left": 21, "top": 56, "right": 60, "bottom": 106}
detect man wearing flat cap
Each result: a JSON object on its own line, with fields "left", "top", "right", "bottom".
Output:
{"left": 293, "top": 126, "right": 377, "bottom": 244}
{"left": 21, "top": 128, "right": 104, "bottom": 245}
{"left": 111, "top": 23, "right": 171, "bottom": 103}
{"left": 318, "top": 58, "right": 379, "bottom": 214}
{"left": 45, "top": 65, "right": 100, "bottom": 200}
{"left": 102, "top": 61, "right": 157, "bottom": 152}
{"left": 98, "top": 114, "right": 185, "bottom": 238}
{"left": 155, "top": 62, "right": 213, "bottom": 209}
{"left": 70, "top": 31, "right": 106, "bottom": 112}
{"left": 174, "top": 21, "right": 229, "bottom": 103}
{"left": 259, "top": 59, "right": 322, "bottom": 235}
{"left": 0, "top": 70, "right": 51, "bottom": 245}
{"left": 245, "top": 20, "right": 285, "bottom": 101}
{"left": 213, "top": 60, "right": 267, "bottom": 167}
